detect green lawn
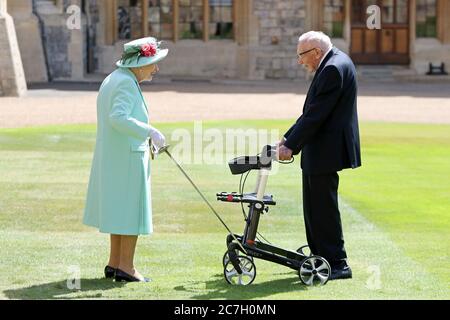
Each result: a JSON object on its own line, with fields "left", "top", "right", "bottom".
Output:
{"left": 0, "top": 120, "right": 448, "bottom": 299}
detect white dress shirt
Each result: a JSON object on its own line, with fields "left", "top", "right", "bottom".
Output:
{"left": 318, "top": 46, "right": 333, "bottom": 70}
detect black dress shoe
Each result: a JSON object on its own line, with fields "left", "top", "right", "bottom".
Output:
{"left": 104, "top": 265, "right": 117, "bottom": 279}
{"left": 114, "top": 269, "right": 151, "bottom": 283}
{"left": 329, "top": 265, "right": 353, "bottom": 280}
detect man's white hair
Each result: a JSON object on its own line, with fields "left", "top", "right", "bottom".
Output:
{"left": 298, "top": 31, "right": 332, "bottom": 52}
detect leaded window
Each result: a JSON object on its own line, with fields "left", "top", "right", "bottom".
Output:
{"left": 323, "top": 0, "right": 345, "bottom": 38}
{"left": 416, "top": 0, "right": 437, "bottom": 37}
{"left": 148, "top": 0, "right": 174, "bottom": 39}
{"left": 209, "top": 0, "right": 233, "bottom": 39}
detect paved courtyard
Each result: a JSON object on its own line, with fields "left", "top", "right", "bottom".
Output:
{"left": 1, "top": 79, "right": 449, "bottom": 128}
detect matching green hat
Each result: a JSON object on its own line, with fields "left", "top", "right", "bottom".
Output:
{"left": 116, "top": 37, "right": 169, "bottom": 68}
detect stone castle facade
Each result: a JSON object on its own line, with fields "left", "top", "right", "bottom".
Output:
{"left": 1, "top": 0, "right": 450, "bottom": 96}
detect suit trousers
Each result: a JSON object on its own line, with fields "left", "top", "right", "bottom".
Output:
{"left": 302, "top": 171, "right": 347, "bottom": 267}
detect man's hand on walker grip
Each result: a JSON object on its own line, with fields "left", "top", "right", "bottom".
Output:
{"left": 278, "top": 145, "right": 293, "bottom": 161}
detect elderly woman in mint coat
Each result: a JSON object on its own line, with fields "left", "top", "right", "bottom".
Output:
{"left": 83, "top": 37, "right": 168, "bottom": 282}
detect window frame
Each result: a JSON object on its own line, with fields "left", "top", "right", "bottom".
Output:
{"left": 416, "top": 0, "right": 437, "bottom": 38}
{"left": 323, "top": 0, "right": 346, "bottom": 38}
{"left": 110, "top": 0, "right": 236, "bottom": 43}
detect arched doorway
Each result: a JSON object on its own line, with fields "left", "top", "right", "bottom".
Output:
{"left": 350, "top": 0, "right": 410, "bottom": 64}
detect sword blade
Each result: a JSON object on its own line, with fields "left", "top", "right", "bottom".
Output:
{"left": 163, "top": 149, "right": 247, "bottom": 254}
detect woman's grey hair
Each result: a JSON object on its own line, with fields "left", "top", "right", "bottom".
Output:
{"left": 298, "top": 31, "right": 332, "bottom": 53}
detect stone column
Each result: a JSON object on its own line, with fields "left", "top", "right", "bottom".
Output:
{"left": 437, "top": 0, "right": 450, "bottom": 44}
{"left": 0, "top": 0, "right": 27, "bottom": 96}
{"left": 305, "top": 0, "right": 323, "bottom": 31}
{"left": 7, "top": 0, "right": 48, "bottom": 83}
{"left": 66, "top": 0, "right": 85, "bottom": 81}
{"left": 409, "top": 0, "right": 416, "bottom": 66}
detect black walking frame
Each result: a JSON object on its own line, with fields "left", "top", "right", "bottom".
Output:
{"left": 159, "top": 144, "right": 331, "bottom": 286}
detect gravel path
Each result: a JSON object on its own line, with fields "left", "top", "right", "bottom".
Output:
{"left": 1, "top": 80, "right": 449, "bottom": 128}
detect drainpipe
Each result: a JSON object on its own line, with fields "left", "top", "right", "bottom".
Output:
{"left": 32, "top": 0, "right": 52, "bottom": 81}
{"left": 82, "top": 0, "right": 92, "bottom": 74}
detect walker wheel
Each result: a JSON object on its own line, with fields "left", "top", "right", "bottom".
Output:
{"left": 224, "top": 256, "right": 256, "bottom": 285}
{"left": 296, "top": 245, "right": 312, "bottom": 257}
{"left": 223, "top": 250, "right": 253, "bottom": 267}
{"left": 299, "top": 256, "right": 331, "bottom": 286}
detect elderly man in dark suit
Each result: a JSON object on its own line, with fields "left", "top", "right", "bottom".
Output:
{"left": 278, "top": 31, "right": 361, "bottom": 280}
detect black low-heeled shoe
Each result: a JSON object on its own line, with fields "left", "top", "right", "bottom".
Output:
{"left": 104, "top": 265, "right": 117, "bottom": 279}
{"left": 114, "top": 269, "right": 151, "bottom": 283}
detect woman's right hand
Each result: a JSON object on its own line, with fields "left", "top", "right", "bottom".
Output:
{"left": 148, "top": 126, "right": 166, "bottom": 149}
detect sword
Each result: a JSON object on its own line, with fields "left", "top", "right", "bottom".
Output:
{"left": 154, "top": 145, "right": 247, "bottom": 254}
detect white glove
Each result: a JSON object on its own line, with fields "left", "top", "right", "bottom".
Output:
{"left": 148, "top": 125, "right": 166, "bottom": 150}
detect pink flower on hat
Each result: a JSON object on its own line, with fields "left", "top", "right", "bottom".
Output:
{"left": 140, "top": 43, "right": 157, "bottom": 57}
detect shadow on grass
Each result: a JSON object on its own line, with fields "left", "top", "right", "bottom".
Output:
{"left": 174, "top": 272, "right": 308, "bottom": 300}
{"left": 3, "top": 278, "right": 125, "bottom": 300}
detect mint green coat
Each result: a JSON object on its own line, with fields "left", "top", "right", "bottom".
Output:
{"left": 83, "top": 68, "right": 153, "bottom": 235}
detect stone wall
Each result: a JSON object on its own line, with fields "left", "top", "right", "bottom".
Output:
{"left": 412, "top": 38, "right": 450, "bottom": 75}
{"left": 0, "top": 0, "right": 27, "bottom": 96}
{"left": 252, "top": 0, "right": 307, "bottom": 79}
{"left": 156, "top": 40, "right": 239, "bottom": 79}
{"left": 90, "top": 0, "right": 309, "bottom": 80}
{"left": 34, "top": 0, "right": 86, "bottom": 81}
{"left": 6, "top": 0, "right": 446, "bottom": 82}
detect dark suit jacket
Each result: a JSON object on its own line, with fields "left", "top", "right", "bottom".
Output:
{"left": 284, "top": 47, "right": 361, "bottom": 175}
